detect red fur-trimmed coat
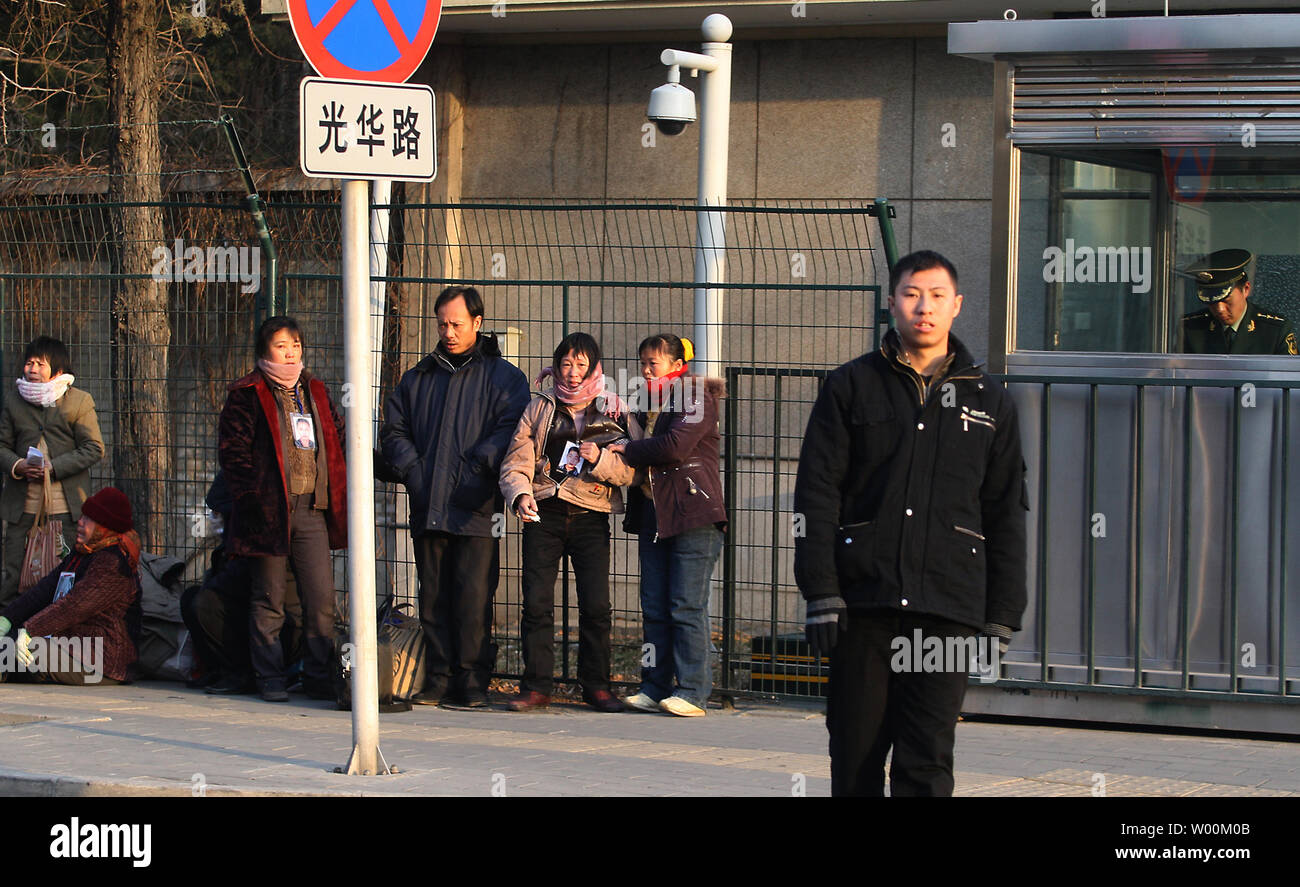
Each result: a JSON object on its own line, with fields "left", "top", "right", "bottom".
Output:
{"left": 217, "top": 369, "right": 348, "bottom": 557}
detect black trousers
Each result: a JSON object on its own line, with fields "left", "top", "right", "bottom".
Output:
{"left": 180, "top": 551, "right": 302, "bottom": 685}
{"left": 412, "top": 531, "right": 499, "bottom": 700}
{"left": 827, "top": 610, "right": 976, "bottom": 797}
{"left": 249, "top": 495, "right": 335, "bottom": 690}
{"left": 519, "top": 497, "right": 612, "bottom": 695}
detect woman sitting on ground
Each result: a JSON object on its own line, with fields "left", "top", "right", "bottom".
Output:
{"left": 0, "top": 487, "right": 142, "bottom": 685}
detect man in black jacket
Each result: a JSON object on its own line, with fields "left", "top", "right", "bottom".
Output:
{"left": 380, "top": 286, "right": 530, "bottom": 707}
{"left": 794, "top": 250, "right": 1028, "bottom": 796}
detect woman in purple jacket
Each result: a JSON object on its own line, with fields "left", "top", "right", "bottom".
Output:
{"left": 595, "top": 334, "right": 726, "bottom": 717}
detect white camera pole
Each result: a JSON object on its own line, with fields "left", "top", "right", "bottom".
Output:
{"left": 661, "top": 14, "right": 733, "bottom": 378}
{"left": 342, "top": 176, "right": 388, "bottom": 776}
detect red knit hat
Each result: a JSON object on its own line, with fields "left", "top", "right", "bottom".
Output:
{"left": 81, "top": 486, "right": 133, "bottom": 534}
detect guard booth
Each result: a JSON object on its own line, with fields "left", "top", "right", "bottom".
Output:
{"left": 949, "top": 14, "right": 1300, "bottom": 733}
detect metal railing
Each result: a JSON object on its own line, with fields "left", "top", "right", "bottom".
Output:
{"left": 1004, "top": 373, "right": 1298, "bottom": 703}
{"left": 714, "top": 363, "right": 1299, "bottom": 709}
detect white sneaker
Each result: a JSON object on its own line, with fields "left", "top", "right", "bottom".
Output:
{"left": 624, "top": 692, "right": 661, "bottom": 713}
{"left": 659, "top": 696, "right": 706, "bottom": 717}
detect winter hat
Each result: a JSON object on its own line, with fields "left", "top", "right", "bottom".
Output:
{"left": 81, "top": 487, "right": 133, "bottom": 534}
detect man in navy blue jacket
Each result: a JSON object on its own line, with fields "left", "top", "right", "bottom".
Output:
{"left": 380, "top": 286, "right": 530, "bottom": 707}
{"left": 794, "top": 251, "right": 1028, "bottom": 796}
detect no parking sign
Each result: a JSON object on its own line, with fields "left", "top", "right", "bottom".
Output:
{"left": 287, "top": 0, "right": 442, "bottom": 84}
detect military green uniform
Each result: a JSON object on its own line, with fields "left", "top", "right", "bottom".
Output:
{"left": 1178, "top": 248, "right": 1298, "bottom": 356}
{"left": 1181, "top": 301, "right": 1299, "bottom": 355}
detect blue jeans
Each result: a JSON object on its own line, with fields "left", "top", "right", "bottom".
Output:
{"left": 637, "top": 524, "right": 724, "bottom": 707}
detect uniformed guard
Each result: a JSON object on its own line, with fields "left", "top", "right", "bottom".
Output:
{"left": 1180, "top": 248, "right": 1298, "bottom": 355}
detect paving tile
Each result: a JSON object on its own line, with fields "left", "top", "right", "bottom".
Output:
{"left": 0, "top": 682, "right": 1295, "bottom": 797}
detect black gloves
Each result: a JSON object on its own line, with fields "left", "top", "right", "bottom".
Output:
{"left": 236, "top": 493, "right": 267, "bottom": 537}
{"left": 805, "top": 594, "right": 847, "bottom": 655}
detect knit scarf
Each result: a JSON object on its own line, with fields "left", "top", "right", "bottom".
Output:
{"left": 534, "top": 362, "right": 629, "bottom": 417}
{"left": 646, "top": 365, "right": 688, "bottom": 396}
{"left": 15, "top": 373, "right": 74, "bottom": 407}
{"left": 257, "top": 359, "right": 304, "bottom": 389}
{"left": 76, "top": 526, "right": 142, "bottom": 573}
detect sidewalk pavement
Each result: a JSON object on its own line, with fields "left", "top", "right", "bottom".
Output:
{"left": 0, "top": 681, "right": 1296, "bottom": 797}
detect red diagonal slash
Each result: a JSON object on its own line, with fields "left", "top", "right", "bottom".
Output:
{"left": 311, "top": 0, "right": 360, "bottom": 39}
{"left": 373, "top": 0, "right": 413, "bottom": 55}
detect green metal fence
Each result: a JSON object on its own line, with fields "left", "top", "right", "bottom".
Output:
{"left": 275, "top": 197, "right": 892, "bottom": 696}
{"left": 0, "top": 192, "right": 263, "bottom": 582}
{"left": 4, "top": 183, "right": 1292, "bottom": 719}
{"left": 0, "top": 189, "right": 892, "bottom": 700}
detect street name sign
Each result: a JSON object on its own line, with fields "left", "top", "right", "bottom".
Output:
{"left": 299, "top": 77, "right": 436, "bottom": 181}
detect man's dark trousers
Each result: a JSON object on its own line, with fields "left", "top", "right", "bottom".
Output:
{"left": 181, "top": 552, "right": 302, "bottom": 686}
{"left": 412, "top": 531, "right": 499, "bottom": 701}
{"left": 828, "top": 610, "right": 976, "bottom": 797}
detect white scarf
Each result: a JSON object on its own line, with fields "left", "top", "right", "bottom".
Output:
{"left": 15, "top": 373, "right": 74, "bottom": 407}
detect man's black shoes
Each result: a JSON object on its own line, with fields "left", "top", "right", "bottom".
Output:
{"left": 411, "top": 688, "right": 446, "bottom": 706}
{"left": 205, "top": 674, "right": 255, "bottom": 695}
{"left": 259, "top": 682, "right": 290, "bottom": 703}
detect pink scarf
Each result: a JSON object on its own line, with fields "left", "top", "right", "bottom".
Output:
{"left": 257, "top": 359, "right": 304, "bottom": 389}
{"left": 534, "top": 362, "right": 628, "bottom": 418}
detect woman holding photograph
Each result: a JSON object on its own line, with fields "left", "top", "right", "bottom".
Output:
{"left": 0, "top": 336, "right": 104, "bottom": 612}
{"left": 218, "top": 316, "right": 347, "bottom": 702}
{"left": 499, "top": 332, "right": 631, "bottom": 712}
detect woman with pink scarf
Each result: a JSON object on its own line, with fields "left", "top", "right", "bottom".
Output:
{"left": 0, "top": 336, "right": 104, "bottom": 611}
{"left": 499, "top": 333, "right": 632, "bottom": 712}
{"left": 217, "top": 316, "right": 348, "bottom": 703}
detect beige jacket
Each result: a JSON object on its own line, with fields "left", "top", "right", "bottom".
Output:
{"left": 499, "top": 389, "right": 633, "bottom": 515}
{"left": 0, "top": 387, "right": 105, "bottom": 522}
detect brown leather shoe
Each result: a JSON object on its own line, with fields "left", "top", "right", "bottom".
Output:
{"left": 507, "top": 690, "right": 550, "bottom": 712}
{"left": 583, "top": 689, "right": 624, "bottom": 713}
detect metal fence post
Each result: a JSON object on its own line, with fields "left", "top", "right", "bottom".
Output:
{"left": 219, "top": 114, "right": 278, "bottom": 320}
{"left": 721, "top": 365, "right": 739, "bottom": 692}
{"left": 873, "top": 199, "right": 898, "bottom": 350}
{"left": 561, "top": 283, "right": 571, "bottom": 684}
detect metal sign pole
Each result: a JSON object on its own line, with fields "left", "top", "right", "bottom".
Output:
{"left": 341, "top": 176, "right": 388, "bottom": 776}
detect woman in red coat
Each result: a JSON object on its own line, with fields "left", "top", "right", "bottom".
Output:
{"left": 218, "top": 316, "right": 347, "bottom": 702}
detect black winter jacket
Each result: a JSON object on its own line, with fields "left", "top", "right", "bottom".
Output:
{"left": 379, "top": 334, "right": 530, "bottom": 538}
{"left": 793, "top": 331, "right": 1028, "bottom": 632}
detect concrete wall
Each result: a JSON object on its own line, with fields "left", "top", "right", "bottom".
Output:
{"left": 416, "top": 34, "right": 999, "bottom": 360}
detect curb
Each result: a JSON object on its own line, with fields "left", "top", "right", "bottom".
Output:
{"left": 0, "top": 766, "right": 425, "bottom": 798}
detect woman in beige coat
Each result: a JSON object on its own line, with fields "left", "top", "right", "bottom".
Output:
{"left": 499, "top": 332, "right": 632, "bottom": 713}
{"left": 0, "top": 336, "right": 105, "bottom": 610}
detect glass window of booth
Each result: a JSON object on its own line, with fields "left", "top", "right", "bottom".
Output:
{"left": 1015, "top": 147, "right": 1300, "bottom": 355}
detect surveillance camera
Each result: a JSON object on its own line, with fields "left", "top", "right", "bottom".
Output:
{"left": 647, "top": 81, "right": 696, "bottom": 136}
